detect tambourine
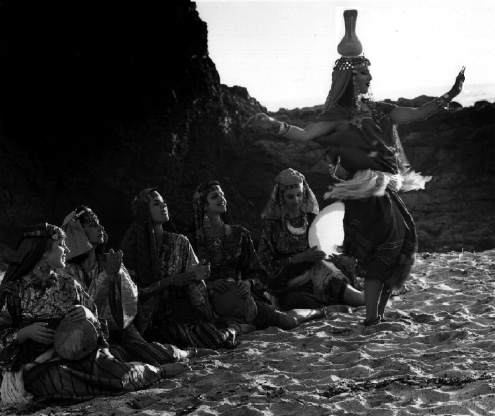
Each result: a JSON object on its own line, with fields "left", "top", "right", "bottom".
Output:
{"left": 54, "top": 319, "right": 98, "bottom": 360}
{"left": 308, "top": 202, "right": 345, "bottom": 256}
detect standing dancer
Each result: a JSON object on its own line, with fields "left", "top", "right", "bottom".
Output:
{"left": 247, "top": 10, "right": 465, "bottom": 325}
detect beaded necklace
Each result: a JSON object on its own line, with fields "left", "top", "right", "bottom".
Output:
{"left": 26, "top": 270, "right": 57, "bottom": 290}
{"left": 285, "top": 214, "right": 308, "bottom": 236}
{"left": 203, "top": 223, "right": 226, "bottom": 264}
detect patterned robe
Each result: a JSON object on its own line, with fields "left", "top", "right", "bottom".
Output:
{"left": 0, "top": 273, "right": 165, "bottom": 402}
{"left": 132, "top": 232, "right": 237, "bottom": 349}
{"left": 63, "top": 257, "right": 181, "bottom": 365}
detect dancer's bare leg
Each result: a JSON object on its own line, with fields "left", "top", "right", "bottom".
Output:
{"left": 377, "top": 286, "right": 392, "bottom": 319}
{"left": 364, "top": 279, "right": 382, "bottom": 322}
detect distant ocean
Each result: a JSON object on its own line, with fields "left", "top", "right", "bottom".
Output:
{"left": 273, "top": 83, "right": 495, "bottom": 112}
{"left": 377, "top": 83, "right": 495, "bottom": 108}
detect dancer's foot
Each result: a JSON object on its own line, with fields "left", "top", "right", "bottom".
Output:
{"left": 363, "top": 316, "right": 381, "bottom": 326}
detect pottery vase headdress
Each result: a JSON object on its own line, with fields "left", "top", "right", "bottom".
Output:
{"left": 322, "top": 9, "right": 371, "bottom": 112}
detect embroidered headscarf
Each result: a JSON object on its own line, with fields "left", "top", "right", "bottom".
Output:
{"left": 120, "top": 188, "right": 163, "bottom": 287}
{"left": 2, "top": 224, "right": 66, "bottom": 285}
{"left": 191, "top": 180, "right": 232, "bottom": 248}
{"left": 61, "top": 206, "right": 106, "bottom": 261}
{"left": 261, "top": 168, "right": 319, "bottom": 220}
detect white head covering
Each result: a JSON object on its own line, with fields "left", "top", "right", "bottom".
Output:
{"left": 61, "top": 207, "right": 97, "bottom": 260}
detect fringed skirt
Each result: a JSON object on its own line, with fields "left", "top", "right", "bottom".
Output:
{"left": 343, "top": 191, "right": 417, "bottom": 289}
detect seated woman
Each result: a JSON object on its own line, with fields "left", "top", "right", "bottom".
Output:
{"left": 120, "top": 188, "right": 238, "bottom": 350}
{"left": 187, "top": 180, "right": 326, "bottom": 331}
{"left": 62, "top": 206, "right": 218, "bottom": 363}
{"left": 258, "top": 168, "right": 365, "bottom": 310}
{"left": 0, "top": 223, "right": 186, "bottom": 405}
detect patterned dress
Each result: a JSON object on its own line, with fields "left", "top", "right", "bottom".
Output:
{"left": 258, "top": 213, "right": 349, "bottom": 310}
{"left": 132, "top": 232, "right": 237, "bottom": 350}
{"left": 0, "top": 273, "right": 165, "bottom": 402}
{"left": 63, "top": 257, "right": 181, "bottom": 366}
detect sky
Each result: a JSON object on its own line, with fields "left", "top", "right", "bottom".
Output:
{"left": 195, "top": 0, "right": 495, "bottom": 111}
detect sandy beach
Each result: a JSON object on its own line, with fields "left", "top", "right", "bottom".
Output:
{"left": 1, "top": 249, "right": 495, "bottom": 416}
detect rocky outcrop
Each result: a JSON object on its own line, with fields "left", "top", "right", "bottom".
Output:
{"left": 0, "top": 2, "right": 493, "bottom": 254}
{"left": 0, "top": 1, "right": 267, "bottom": 248}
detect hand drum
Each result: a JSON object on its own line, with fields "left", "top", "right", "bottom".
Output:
{"left": 54, "top": 319, "right": 98, "bottom": 360}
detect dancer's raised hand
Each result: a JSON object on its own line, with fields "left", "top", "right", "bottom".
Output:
{"left": 447, "top": 66, "right": 466, "bottom": 99}
{"left": 245, "top": 113, "right": 281, "bottom": 133}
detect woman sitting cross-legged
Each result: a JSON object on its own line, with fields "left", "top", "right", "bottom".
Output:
{"left": 0, "top": 223, "right": 186, "bottom": 406}
{"left": 258, "top": 168, "right": 365, "bottom": 310}
{"left": 120, "top": 188, "right": 239, "bottom": 350}
{"left": 61, "top": 206, "right": 218, "bottom": 364}
{"left": 187, "top": 180, "right": 327, "bottom": 333}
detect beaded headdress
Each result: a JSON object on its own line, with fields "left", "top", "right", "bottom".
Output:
{"left": 131, "top": 188, "right": 160, "bottom": 217}
{"left": 23, "top": 225, "right": 66, "bottom": 240}
{"left": 261, "top": 168, "right": 319, "bottom": 220}
{"left": 2, "top": 223, "right": 66, "bottom": 285}
{"left": 191, "top": 181, "right": 232, "bottom": 247}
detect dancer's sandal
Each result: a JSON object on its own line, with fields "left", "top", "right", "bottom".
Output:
{"left": 363, "top": 316, "right": 381, "bottom": 326}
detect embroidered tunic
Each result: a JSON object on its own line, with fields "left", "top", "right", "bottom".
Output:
{"left": 258, "top": 213, "right": 348, "bottom": 309}
{"left": 190, "top": 226, "right": 291, "bottom": 329}
{"left": 196, "top": 225, "right": 266, "bottom": 291}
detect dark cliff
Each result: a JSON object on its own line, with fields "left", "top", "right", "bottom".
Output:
{"left": 0, "top": 1, "right": 493, "bottom": 255}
